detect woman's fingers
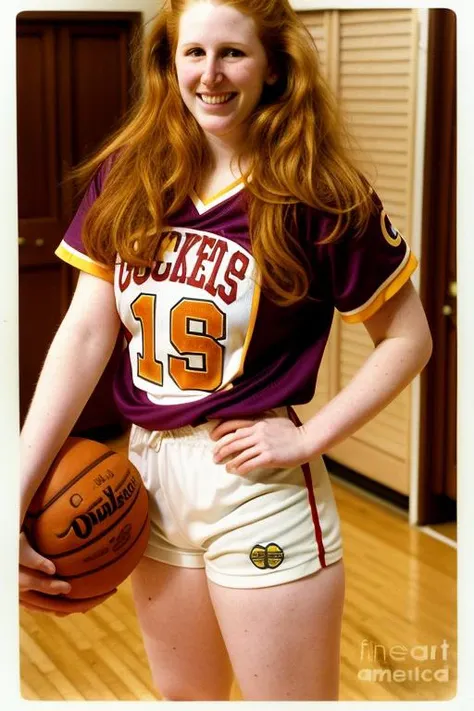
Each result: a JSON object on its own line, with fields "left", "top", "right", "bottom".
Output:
{"left": 20, "top": 599, "right": 70, "bottom": 617}
{"left": 223, "top": 446, "right": 266, "bottom": 473}
{"left": 18, "top": 531, "right": 116, "bottom": 614}
{"left": 19, "top": 566, "right": 72, "bottom": 595}
{"left": 213, "top": 433, "right": 256, "bottom": 463}
{"left": 209, "top": 419, "right": 256, "bottom": 441}
{"left": 20, "top": 588, "right": 117, "bottom": 615}
{"left": 19, "top": 531, "right": 55, "bottom": 575}
{"left": 19, "top": 531, "right": 72, "bottom": 595}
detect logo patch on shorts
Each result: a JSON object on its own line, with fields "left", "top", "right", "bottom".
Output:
{"left": 249, "top": 543, "right": 284, "bottom": 569}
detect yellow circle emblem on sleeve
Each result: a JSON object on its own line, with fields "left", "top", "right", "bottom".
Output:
{"left": 381, "top": 210, "right": 403, "bottom": 247}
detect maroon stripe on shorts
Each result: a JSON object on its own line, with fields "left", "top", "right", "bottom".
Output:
{"left": 287, "top": 406, "right": 327, "bottom": 568}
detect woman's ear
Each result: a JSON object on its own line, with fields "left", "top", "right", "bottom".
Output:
{"left": 266, "top": 72, "right": 278, "bottom": 86}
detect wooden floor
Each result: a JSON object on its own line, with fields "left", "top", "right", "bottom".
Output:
{"left": 430, "top": 521, "right": 457, "bottom": 542}
{"left": 20, "top": 434, "right": 457, "bottom": 701}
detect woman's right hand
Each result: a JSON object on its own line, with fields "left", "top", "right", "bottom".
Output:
{"left": 19, "top": 530, "right": 72, "bottom": 597}
{"left": 19, "top": 531, "right": 116, "bottom": 616}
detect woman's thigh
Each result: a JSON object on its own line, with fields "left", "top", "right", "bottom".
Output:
{"left": 130, "top": 555, "right": 234, "bottom": 701}
{"left": 208, "top": 559, "right": 345, "bottom": 701}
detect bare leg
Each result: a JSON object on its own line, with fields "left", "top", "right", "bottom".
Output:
{"left": 208, "top": 559, "right": 345, "bottom": 701}
{"left": 131, "top": 556, "right": 234, "bottom": 701}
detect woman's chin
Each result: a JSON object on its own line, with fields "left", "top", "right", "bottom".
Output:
{"left": 201, "top": 122, "right": 241, "bottom": 142}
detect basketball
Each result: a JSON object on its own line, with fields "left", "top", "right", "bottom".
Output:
{"left": 23, "top": 437, "right": 150, "bottom": 600}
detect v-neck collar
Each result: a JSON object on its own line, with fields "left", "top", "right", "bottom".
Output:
{"left": 190, "top": 177, "right": 245, "bottom": 215}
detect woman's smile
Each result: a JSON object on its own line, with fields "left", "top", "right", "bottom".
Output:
{"left": 197, "top": 92, "right": 238, "bottom": 106}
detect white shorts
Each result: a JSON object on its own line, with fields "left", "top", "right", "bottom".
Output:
{"left": 128, "top": 406, "right": 343, "bottom": 589}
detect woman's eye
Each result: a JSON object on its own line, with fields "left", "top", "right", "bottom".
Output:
{"left": 224, "top": 48, "right": 244, "bottom": 58}
{"left": 184, "top": 47, "right": 244, "bottom": 58}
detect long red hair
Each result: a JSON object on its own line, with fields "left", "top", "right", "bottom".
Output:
{"left": 72, "top": 0, "right": 374, "bottom": 305}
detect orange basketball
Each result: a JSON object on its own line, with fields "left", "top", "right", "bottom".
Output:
{"left": 24, "top": 437, "right": 150, "bottom": 600}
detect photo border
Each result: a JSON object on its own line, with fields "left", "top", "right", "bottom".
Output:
{"left": 2, "top": 0, "right": 471, "bottom": 708}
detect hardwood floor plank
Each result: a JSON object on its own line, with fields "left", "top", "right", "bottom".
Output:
{"left": 19, "top": 679, "right": 40, "bottom": 701}
{"left": 88, "top": 640, "right": 157, "bottom": 700}
{"left": 20, "top": 652, "right": 63, "bottom": 700}
{"left": 20, "top": 628, "right": 56, "bottom": 674}
{"left": 81, "top": 647, "right": 149, "bottom": 700}
{"left": 45, "top": 669, "right": 86, "bottom": 701}
{"left": 21, "top": 610, "right": 117, "bottom": 700}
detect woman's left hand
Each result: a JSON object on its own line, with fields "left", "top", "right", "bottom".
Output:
{"left": 210, "top": 416, "right": 313, "bottom": 475}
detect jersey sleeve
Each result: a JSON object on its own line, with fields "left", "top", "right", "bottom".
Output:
{"left": 324, "top": 193, "right": 418, "bottom": 324}
{"left": 55, "top": 160, "right": 114, "bottom": 283}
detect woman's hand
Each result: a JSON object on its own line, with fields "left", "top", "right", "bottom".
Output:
{"left": 19, "top": 530, "right": 71, "bottom": 597}
{"left": 20, "top": 589, "right": 116, "bottom": 617}
{"left": 210, "top": 415, "right": 313, "bottom": 475}
{"left": 19, "top": 531, "right": 115, "bottom": 616}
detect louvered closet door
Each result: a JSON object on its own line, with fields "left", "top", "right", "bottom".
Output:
{"left": 301, "top": 10, "right": 328, "bottom": 78}
{"left": 296, "top": 9, "right": 419, "bottom": 494}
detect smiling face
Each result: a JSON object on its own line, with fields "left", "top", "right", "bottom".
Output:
{"left": 174, "top": 0, "right": 276, "bottom": 150}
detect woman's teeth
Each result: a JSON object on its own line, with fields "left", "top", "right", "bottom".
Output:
{"left": 199, "top": 93, "right": 235, "bottom": 105}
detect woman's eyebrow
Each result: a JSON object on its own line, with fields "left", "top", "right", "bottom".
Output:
{"left": 179, "top": 40, "right": 249, "bottom": 49}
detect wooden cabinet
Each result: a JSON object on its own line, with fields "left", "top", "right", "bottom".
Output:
{"left": 17, "top": 12, "right": 141, "bottom": 434}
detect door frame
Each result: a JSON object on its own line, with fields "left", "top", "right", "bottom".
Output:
{"left": 417, "top": 9, "right": 457, "bottom": 524}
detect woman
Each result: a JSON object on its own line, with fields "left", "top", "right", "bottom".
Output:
{"left": 19, "top": 0, "right": 432, "bottom": 701}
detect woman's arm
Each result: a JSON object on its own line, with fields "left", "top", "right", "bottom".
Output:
{"left": 19, "top": 270, "right": 121, "bottom": 610}
{"left": 210, "top": 280, "right": 433, "bottom": 473}
{"left": 20, "top": 270, "right": 120, "bottom": 521}
{"left": 301, "top": 279, "right": 432, "bottom": 457}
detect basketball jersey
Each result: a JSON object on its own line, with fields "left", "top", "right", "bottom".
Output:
{"left": 56, "top": 163, "right": 418, "bottom": 430}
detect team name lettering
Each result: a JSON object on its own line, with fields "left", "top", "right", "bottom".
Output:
{"left": 58, "top": 476, "right": 138, "bottom": 541}
{"left": 118, "top": 231, "right": 250, "bottom": 305}
{"left": 169, "top": 233, "right": 202, "bottom": 283}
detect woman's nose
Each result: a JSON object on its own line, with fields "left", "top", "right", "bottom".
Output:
{"left": 201, "top": 57, "right": 223, "bottom": 86}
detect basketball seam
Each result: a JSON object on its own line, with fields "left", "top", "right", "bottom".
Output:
{"left": 114, "top": 470, "right": 130, "bottom": 492}
{"left": 59, "top": 515, "right": 149, "bottom": 581}
{"left": 29, "top": 450, "right": 116, "bottom": 517}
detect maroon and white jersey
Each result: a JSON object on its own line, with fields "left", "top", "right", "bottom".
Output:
{"left": 56, "top": 164, "right": 418, "bottom": 430}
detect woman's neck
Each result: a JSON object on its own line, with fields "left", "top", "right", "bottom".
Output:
{"left": 204, "top": 129, "right": 248, "bottom": 172}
